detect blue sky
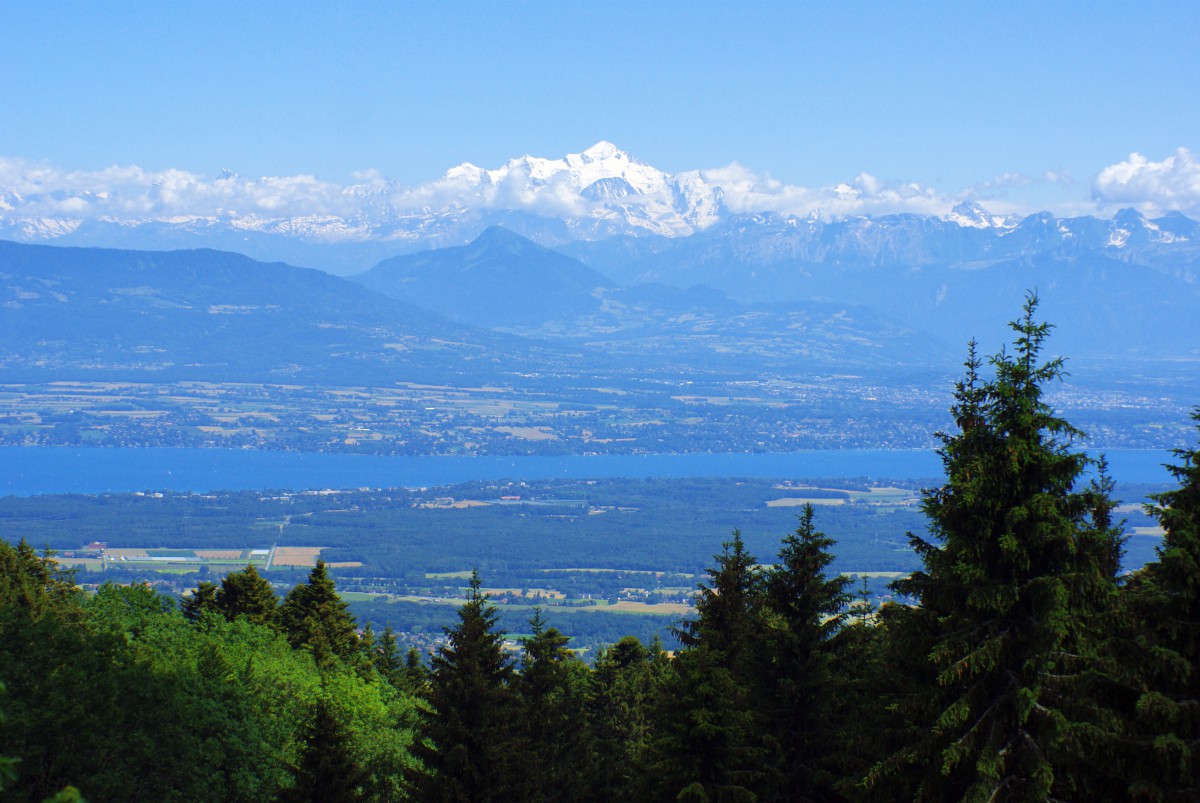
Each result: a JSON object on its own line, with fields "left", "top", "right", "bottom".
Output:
{"left": 1, "top": 0, "right": 1197, "bottom": 217}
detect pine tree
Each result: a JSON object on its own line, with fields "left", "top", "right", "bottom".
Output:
{"left": 1119, "top": 411, "right": 1200, "bottom": 800}
{"left": 214, "top": 564, "right": 279, "bottom": 628}
{"left": 874, "top": 295, "right": 1123, "bottom": 801}
{"left": 760, "top": 504, "right": 853, "bottom": 801}
{"left": 180, "top": 579, "right": 218, "bottom": 621}
{"left": 653, "top": 531, "right": 766, "bottom": 800}
{"left": 514, "top": 609, "right": 589, "bottom": 802}
{"left": 406, "top": 569, "right": 518, "bottom": 802}
{"left": 586, "top": 636, "right": 668, "bottom": 800}
{"left": 282, "top": 696, "right": 367, "bottom": 803}
{"left": 281, "top": 560, "right": 358, "bottom": 668}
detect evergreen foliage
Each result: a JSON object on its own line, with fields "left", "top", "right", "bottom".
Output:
{"left": 759, "top": 504, "right": 853, "bottom": 801}
{"left": 876, "top": 294, "right": 1124, "bottom": 801}
{"left": 654, "top": 532, "right": 766, "bottom": 800}
{"left": 214, "top": 563, "right": 280, "bottom": 628}
{"left": 180, "top": 579, "right": 217, "bottom": 621}
{"left": 283, "top": 696, "right": 369, "bottom": 803}
{"left": 586, "top": 635, "right": 669, "bottom": 800}
{"left": 0, "top": 539, "right": 81, "bottom": 619}
{"left": 281, "top": 559, "right": 359, "bottom": 668}
{"left": 2, "top": 296, "right": 1196, "bottom": 802}
{"left": 514, "top": 609, "right": 590, "bottom": 802}
{"left": 406, "top": 569, "right": 519, "bottom": 802}
{"left": 1118, "top": 411, "right": 1200, "bottom": 801}
{"left": 676, "top": 530, "right": 762, "bottom": 669}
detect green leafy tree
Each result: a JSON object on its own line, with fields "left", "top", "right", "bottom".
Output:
{"left": 406, "top": 569, "right": 518, "bottom": 802}
{"left": 281, "top": 560, "right": 358, "bottom": 668}
{"left": 214, "top": 564, "right": 279, "bottom": 628}
{"left": 873, "top": 295, "right": 1124, "bottom": 801}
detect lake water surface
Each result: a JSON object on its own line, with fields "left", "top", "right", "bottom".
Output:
{"left": 0, "top": 446, "right": 1176, "bottom": 496}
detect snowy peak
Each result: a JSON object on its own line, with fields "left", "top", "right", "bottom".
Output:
{"left": 945, "top": 201, "right": 1017, "bottom": 229}
{"left": 2, "top": 143, "right": 1198, "bottom": 274}
{"left": 428, "top": 142, "right": 718, "bottom": 238}
{"left": 567, "top": 140, "right": 625, "bottom": 168}
{"left": 581, "top": 177, "right": 638, "bottom": 201}
{"left": 476, "top": 141, "right": 671, "bottom": 196}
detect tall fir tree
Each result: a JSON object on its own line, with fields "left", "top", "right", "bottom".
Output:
{"left": 760, "top": 504, "right": 853, "bottom": 801}
{"left": 1119, "top": 411, "right": 1200, "bottom": 800}
{"left": 282, "top": 696, "right": 367, "bottom": 803}
{"left": 513, "top": 609, "right": 590, "bottom": 802}
{"left": 180, "top": 579, "right": 218, "bottom": 621}
{"left": 281, "top": 559, "right": 359, "bottom": 668}
{"left": 406, "top": 569, "right": 518, "bottom": 802}
{"left": 652, "top": 531, "right": 766, "bottom": 801}
{"left": 873, "top": 295, "right": 1124, "bottom": 801}
{"left": 675, "top": 530, "right": 763, "bottom": 674}
{"left": 586, "top": 636, "right": 669, "bottom": 801}
{"left": 214, "top": 563, "right": 279, "bottom": 628}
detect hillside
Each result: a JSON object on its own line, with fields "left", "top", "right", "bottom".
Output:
{"left": 0, "top": 240, "right": 542, "bottom": 384}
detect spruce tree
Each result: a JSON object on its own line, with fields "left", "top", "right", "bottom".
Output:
{"left": 586, "top": 636, "right": 668, "bottom": 800}
{"left": 760, "top": 504, "right": 852, "bottom": 801}
{"left": 874, "top": 295, "right": 1123, "bottom": 801}
{"left": 283, "top": 696, "right": 367, "bottom": 803}
{"left": 281, "top": 559, "right": 358, "bottom": 668}
{"left": 180, "top": 580, "right": 218, "bottom": 621}
{"left": 676, "top": 530, "right": 763, "bottom": 673}
{"left": 1119, "top": 411, "right": 1200, "bottom": 800}
{"left": 214, "top": 564, "right": 279, "bottom": 628}
{"left": 514, "top": 609, "right": 589, "bottom": 802}
{"left": 653, "top": 531, "right": 766, "bottom": 800}
{"left": 406, "top": 569, "right": 518, "bottom": 802}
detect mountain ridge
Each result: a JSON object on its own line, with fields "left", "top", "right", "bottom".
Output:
{"left": 0, "top": 239, "right": 546, "bottom": 384}
{"left": 3, "top": 143, "right": 1196, "bottom": 275}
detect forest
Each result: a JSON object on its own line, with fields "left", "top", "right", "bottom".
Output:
{"left": 1, "top": 298, "right": 1199, "bottom": 802}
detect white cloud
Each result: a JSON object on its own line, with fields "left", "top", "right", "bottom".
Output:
{"left": 691, "top": 163, "right": 950, "bottom": 218}
{"left": 0, "top": 151, "right": 966, "bottom": 228}
{"left": 0, "top": 157, "right": 361, "bottom": 220}
{"left": 1092, "top": 148, "right": 1200, "bottom": 217}
{"left": 5, "top": 147, "right": 1197, "bottom": 234}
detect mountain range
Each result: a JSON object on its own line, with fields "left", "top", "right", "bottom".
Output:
{"left": 1, "top": 141, "right": 1197, "bottom": 387}
{"left": 0, "top": 240, "right": 549, "bottom": 384}
{"left": 3, "top": 142, "right": 1197, "bottom": 283}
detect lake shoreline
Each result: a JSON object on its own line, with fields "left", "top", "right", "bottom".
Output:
{"left": 0, "top": 445, "right": 1175, "bottom": 496}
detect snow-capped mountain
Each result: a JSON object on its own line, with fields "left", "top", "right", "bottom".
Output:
{"left": 1, "top": 143, "right": 1198, "bottom": 275}
{"left": 944, "top": 201, "right": 1019, "bottom": 229}
{"left": 432, "top": 140, "right": 723, "bottom": 238}
{"left": 0, "top": 142, "right": 731, "bottom": 268}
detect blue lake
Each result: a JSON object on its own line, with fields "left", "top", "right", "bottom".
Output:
{"left": 0, "top": 446, "right": 1177, "bottom": 496}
